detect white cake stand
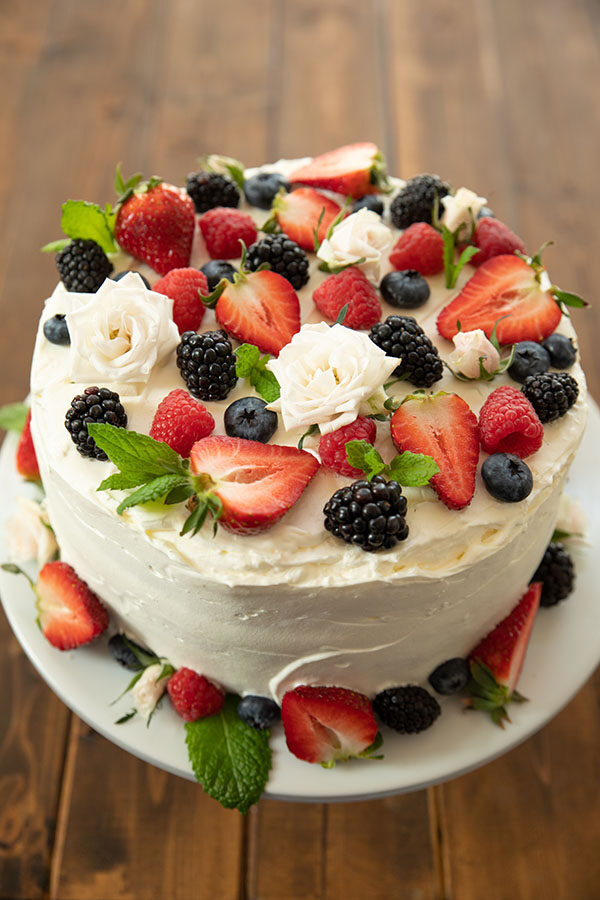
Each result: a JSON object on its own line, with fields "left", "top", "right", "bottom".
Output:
{"left": 1, "top": 403, "right": 599, "bottom": 803}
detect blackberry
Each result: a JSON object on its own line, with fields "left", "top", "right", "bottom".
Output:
{"left": 369, "top": 315, "right": 443, "bottom": 387}
{"left": 352, "top": 194, "right": 384, "bottom": 215}
{"left": 65, "top": 386, "right": 127, "bottom": 460}
{"left": 323, "top": 475, "right": 409, "bottom": 552}
{"left": 508, "top": 341, "right": 550, "bottom": 384}
{"left": 43, "top": 313, "right": 70, "bottom": 345}
{"left": 532, "top": 541, "right": 575, "bottom": 607}
{"left": 186, "top": 171, "right": 240, "bottom": 213}
{"left": 373, "top": 685, "right": 441, "bottom": 734}
{"left": 246, "top": 235, "right": 309, "bottom": 290}
{"left": 542, "top": 333, "right": 577, "bottom": 370}
{"left": 390, "top": 174, "right": 450, "bottom": 229}
{"left": 243, "top": 171, "right": 289, "bottom": 210}
{"left": 521, "top": 372, "right": 579, "bottom": 423}
{"left": 56, "top": 238, "right": 113, "bottom": 293}
{"left": 176, "top": 330, "right": 238, "bottom": 402}
{"left": 237, "top": 695, "right": 281, "bottom": 730}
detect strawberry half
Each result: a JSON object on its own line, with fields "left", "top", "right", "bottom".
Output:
{"left": 271, "top": 188, "right": 342, "bottom": 252}
{"left": 189, "top": 436, "right": 319, "bottom": 534}
{"left": 36, "top": 561, "right": 109, "bottom": 651}
{"left": 16, "top": 410, "right": 40, "bottom": 481}
{"left": 202, "top": 268, "right": 300, "bottom": 356}
{"left": 467, "top": 582, "right": 541, "bottom": 726}
{"left": 390, "top": 392, "right": 479, "bottom": 510}
{"left": 288, "top": 142, "right": 389, "bottom": 199}
{"left": 437, "top": 255, "right": 562, "bottom": 345}
{"left": 281, "top": 685, "right": 379, "bottom": 765}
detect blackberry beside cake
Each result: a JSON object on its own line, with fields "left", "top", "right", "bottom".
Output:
{"left": 11, "top": 143, "right": 588, "bottom": 803}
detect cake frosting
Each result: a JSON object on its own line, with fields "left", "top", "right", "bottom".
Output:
{"left": 28, "top": 160, "right": 587, "bottom": 702}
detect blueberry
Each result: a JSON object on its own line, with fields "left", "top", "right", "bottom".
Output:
{"left": 542, "top": 333, "right": 577, "bottom": 370}
{"left": 224, "top": 397, "right": 278, "bottom": 443}
{"left": 108, "top": 634, "right": 152, "bottom": 671}
{"left": 428, "top": 657, "right": 470, "bottom": 695}
{"left": 243, "top": 172, "right": 290, "bottom": 210}
{"left": 508, "top": 341, "right": 551, "bottom": 384}
{"left": 481, "top": 453, "right": 533, "bottom": 502}
{"left": 43, "top": 313, "right": 70, "bottom": 345}
{"left": 477, "top": 205, "right": 495, "bottom": 219}
{"left": 113, "top": 270, "right": 151, "bottom": 289}
{"left": 352, "top": 194, "right": 384, "bottom": 215}
{"left": 380, "top": 270, "right": 430, "bottom": 309}
{"left": 200, "top": 260, "right": 237, "bottom": 292}
{"left": 237, "top": 695, "right": 280, "bottom": 730}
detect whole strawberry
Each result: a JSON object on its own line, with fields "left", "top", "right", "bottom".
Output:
{"left": 16, "top": 410, "right": 40, "bottom": 481}
{"left": 114, "top": 175, "right": 195, "bottom": 276}
{"left": 478, "top": 385, "right": 543, "bottom": 458}
{"left": 389, "top": 223, "right": 444, "bottom": 276}
{"left": 313, "top": 267, "right": 381, "bottom": 329}
{"left": 167, "top": 667, "right": 224, "bottom": 721}
{"left": 319, "top": 416, "right": 377, "bottom": 477}
{"left": 153, "top": 267, "right": 208, "bottom": 334}
{"left": 199, "top": 207, "right": 257, "bottom": 259}
{"left": 149, "top": 389, "right": 215, "bottom": 457}
{"left": 470, "top": 218, "right": 525, "bottom": 267}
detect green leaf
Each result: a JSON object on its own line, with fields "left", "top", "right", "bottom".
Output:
{"left": 451, "top": 244, "right": 479, "bottom": 287}
{"left": 185, "top": 694, "right": 272, "bottom": 813}
{"left": 345, "top": 439, "right": 379, "bottom": 473}
{"left": 89, "top": 424, "right": 189, "bottom": 484}
{"left": 297, "top": 423, "right": 319, "bottom": 450}
{"left": 164, "top": 482, "right": 196, "bottom": 505}
{"left": 60, "top": 200, "right": 117, "bottom": 253}
{"left": 97, "top": 471, "right": 150, "bottom": 492}
{"left": 41, "top": 238, "right": 71, "bottom": 253}
{"left": 234, "top": 343, "right": 261, "bottom": 377}
{"left": 234, "top": 344, "right": 281, "bottom": 403}
{"left": 442, "top": 225, "right": 456, "bottom": 289}
{"left": 115, "top": 709, "right": 137, "bottom": 725}
{"left": 552, "top": 289, "right": 588, "bottom": 309}
{"left": 387, "top": 450, "right": 440, "bottom": 486}
{"left": 180, "top": 500, "right": 210, "bottom": 537}
{"left": 335, "top": 303, "right": 349, "bottom": 325}
{"left": 0, "top": 402, "right": 29, "bottom": 433}
{"left": 116, "top": 474, "right": 191, "bottom": 514}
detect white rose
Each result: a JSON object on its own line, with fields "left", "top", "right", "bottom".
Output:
{"left": 67, "top": 272, "right": 180, "bottom": 385}
{"left": 555, "top": 494, "right": 586, "bottom": 539}
{"left": 266, "top": 323, "right": 399, "bottom": 434}
{"left": 316, "top": 208, "right": 392, "bottom": 281}
{"left": 132, "top": 663, "right": 168, "bottom": 720}
{"left": 441, "top": 187, "right": 487, "bottom": 236}
{"left": 448, "top": 329, "right": 500, "bottom": 378}
{"left": 6, "top": 497, "right": 58, "bottom": 567}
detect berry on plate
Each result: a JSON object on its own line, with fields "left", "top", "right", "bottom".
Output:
{"left": 467, "top": 582, "right": 541, "bottom": 726}
{"left": 389, "top": 223, "right": 444, "bottom": 276}
{"left": 269, "top": 187, "right": 342, "bottom": 252}
{"left": 167, "top": 667, "right": 225, "bottom": 721}
{"left": 469, "top": 217, "right": 526, "bottom": 267}
{"left": 150, "top": 389, "right": 215, "bottom": 457}
{"left": 108, "top": 634, "right": 152, "bottom": 671}
{"left": 437, "top": 255, "right": 562, "bottom": 345}
{"left": 56, "top": 238, "right": 113, "bottom": 293}
{"left": 36, "top": 561, "right": 109, "bottom": 651}
{"left": 224, "top": 397, "right": 278, "bottom": 443}
{"left": 16, "top": 410, "right": 40, "bottom": 481}
{"left": 478, "top": 385, "right": 543, "bottom": 458}
{"left": 481, "top": 452, "right": 533, "bottom": 502}
{"left": 373, "top": 685, "right": 441, "bottom": 733}
{"left": 323, "top": 475, "right": 409, "bottom": 551}
{"left": 428, "top": 658, "right": 470, "bottom": 695}
{"left": 237, "top": 695, "right": 281, "bottom": 730}
{"left": 281, "top": 684, "right": 379, "bottom": 765}
{"left": 390, "top": 174, "right": 450, "bottom": 229}
{"left": 521, "top": 371, "right": 579, "bottom": 423}
{"left": 369, "top": 316, "right": 443, "bottom": 387}
{"left": 288, "top": 143, "right": 389, "bottom": 199}
{"left": 380, "top": 269, "right": 430, "bottom": 309}
{"left": 318, "top": 416, "right": 377, "bottom": 477}
{"left": 189, "top": 436, "right": 319, "bottom": 534}
{"left": 176, "top": 330, "right": 238, "bottom": 402}
{"left": 199, "top": 207, "right": 258, "bottom": 259}
{"left": 532, "top": 541, "right": 575, "bottom": 608}
{"left": 153, "top": 267, "right": 209, "bottom": 335}
{"left": 313, "top": 267, "right": 381, "bottom": 330}
{"left": 390, "top": 391, "right": 479, "bottom": 510}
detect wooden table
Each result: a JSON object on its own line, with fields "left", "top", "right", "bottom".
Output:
{"left": 1, "top": 1, "right": 599, "bottom": 897}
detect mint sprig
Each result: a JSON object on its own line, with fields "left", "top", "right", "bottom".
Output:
{"left": 185, "top": 694, "right": 272, "bottom": 813}
{"left": 235, "top": 343, "right": 281, "bottom": 403}
{"left": 42, "top": 200, "right": 118, "bottom": 255}
{"left": 0, "top": 401, "right": 29, "bottom": 433}
{"left": 442, "top": 225, "right": 479, "bottom": 289}
{"left": 345, "top": 440, "right": 439, "bottom": 486}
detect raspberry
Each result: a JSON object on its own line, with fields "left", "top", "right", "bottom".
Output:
{"left": 319, "top": 417, "right": 377, "bottom": 477}
{"left": 389, "top": 223, "right": 444, "bottom": 276}
{"left": 312, "top": 267, "right": 381, "bottom": 330}
{"left": 153, "top": 267, "right": 208, "bottom": 335}
{"left": 199, "top": 208, "right": 257, "bottom": 259}
{"left": 478, "top": 385, "right": 543, "bottom": 458}
{"left": 149, "top": 389, "right": 215, "bottom": 457}
{"left": 470, "top": 218, "right": 525, "bottom": 266}
{"left": 167, "top": 667, "right": 224, "bottom": 722}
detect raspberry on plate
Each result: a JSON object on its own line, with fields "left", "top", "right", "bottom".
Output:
{"left": 389, "top": 223, "right": 444, "bottom": 276}
{"left": 167, "top": 667, "right": 224, "bottom": 722}
{"left": 470, "top": 217, "right": 525, "bottom": 267}
{"left": 149, "top": 389, "right": 215, "bottom": 457}
{"left": 312, "top": 267, "right": 381, "bottom": 330}
{"left": 318, "top": 416, "right": 377, "bottom": 477}
{"left": 478, "top": 385, "right": 544, "bottom": 458}
{"left": 153, "top": 267, "right": 209, "bottom": 335}
{"left": 199, "top": 207, "right": 257, "bottom": 259}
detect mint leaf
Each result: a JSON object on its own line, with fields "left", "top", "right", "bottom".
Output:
{"left": 41, "top": 238, "right": 70, "bottom": 254}
{"left": 116, "top": 474, "right": 191, "bottom": 514}
{"left": 89, "top": 425, "right": 189, "bottom": 483}
{"left": 234, "top": 343, "right": 260, "bottom": 377}
{"left": 60, "top": 200, "right": 118, "bottom": 254}
{"left": 345, "top": 440, "right": 386, "bottom": 479}
{"left": 97, "top": 471, "right": 150, "bottom": 492}
{"left": 185, "top": 694, "right": 272, "bottom": 813}
{"left": 252, "top": 369, "right": 280, "bottom": 403}
{"left": 387, "top": 450, "right": 439, "bottom": 486}
{"left": 235, "top": 343, "right": 280, "bottom": 403}
{"left": 0, "top": 402, "right": 29, "bottom": 433}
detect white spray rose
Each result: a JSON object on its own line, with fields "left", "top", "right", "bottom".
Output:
{"left": 441, "top": 187, "right": 487, "bottom": 236}
{"left": 555, "top": 494, "right": 586, "bottom": 539}
{"left": 266, "top": 323, "right": 399, "bottom": 434}
{"left": 132, "top": 663, "right": 168, "bottom": 720}
{"left": 67, "top": 272, "right": 179, "bottom": 385}
{"left": 448, "top": 329, "right": 500, "bottom": 378}
{"left": 316, "top": 208, "right": 392, "bottom": 281}
{"left": 6, "top": 497, "right": 58, "bottom": 567}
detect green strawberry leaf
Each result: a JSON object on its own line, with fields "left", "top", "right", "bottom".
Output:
{"left": 185, "top": 694, "right": 272, "bottom": 814}
{"left": 0, "top": 401, "right": 29, "bottom": 433}
{"left": 234, "top": 343, "right": 280, "bottom": 403}
{"left": 59, "top": 200, "right": 118, "bottom": 254}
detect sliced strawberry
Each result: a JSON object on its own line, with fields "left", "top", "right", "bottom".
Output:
{"left": 16, "top": 410, "right": 40, "bottom": 481}
{"left": 437, "top": 255, "right": 561, "bottom": 345}
{"left": 288, "top": 143, "right": 388, "bottom": 199}
{"left": 281, "top": 685, "right": 378, "bottom": 765}
{"left": 189, "top": 436, "right": 319, "bottom": 534}
{"left": 390, "top": 392, "right": 479, "bottom": 510}
{"left": 468, "top": 582, "right": 541, "bottom": 726}
{"left": 273, "top": 188, "right": 342, "bottom": 252}
{"left": 36, "top": 561, "right": 109, "bottom": 651}
{"left": 206, "top": 269, "right": 300, "bottom": 356}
